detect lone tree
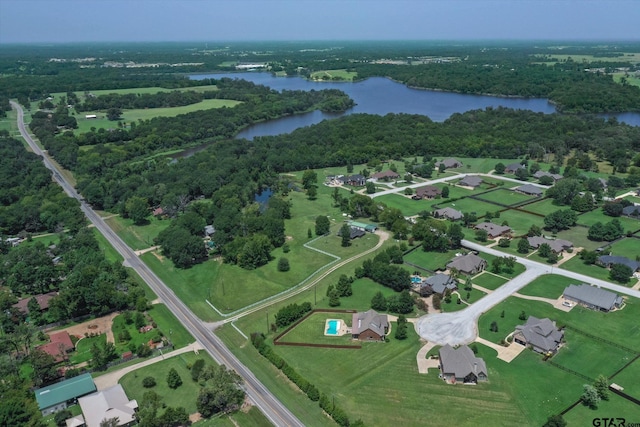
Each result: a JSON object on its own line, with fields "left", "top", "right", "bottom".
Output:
{"left": 494, "top": 162, "right": 506, "bottom": 174}
{"left": 594, "top": 375, "right": 610, "bottom": 401}
{"left": 167, "top": 368, "right": 182, "bottom": 389}
{"left": 581, "top": 384, "right": 600, "bottom": 409}
{"left": 542, "top": 415, "right": 567, "bottom": 427}
{"left": 340, "top": 224, "right": 351, "bottom": 247}
{"left": 315, "top": 215, "right": 331, "bottom": 236}
{"left": 517, "top": 238, "right": 530, "bottom": 254}
{"left": 106, "top": 107, "right": 122, "bottom": 121}
{"left": 490, "top": 321, "right": 499, "bottom": 333}
{"left": 277, "top": 257, "right": 290, "bottom": 272}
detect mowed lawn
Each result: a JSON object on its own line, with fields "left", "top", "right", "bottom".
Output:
{"left": 374, "top": 193, "right": 436, "bottom": 216}
{"left": 277, "top": 312, "right": 355, "bottom": 345}
{"left": 517, "top": 274, "right": 575, "bottom": 299}
{"left": 493, "top": 209, "right": 545, "bottom": 236}
{"left": 563, "top": 393, "right": 640, "bottom": 427}
{"left": 404, "top": 248, "right": 459, "bottom": 271}
{"left": 474, "top": 188, "right": 537, "bottom": 207}
{"left": 472, "top": 272, "right": 509, "bottom": 290}
{"left": 577, "top": 209, "right": 640, "bottom": 233}
{"left": 105, "top": 215, "right": 171, "bottom": 250}
{"left": 120, "top": 352, "right": 215, "bottom": 416}
{"left": 75, "top": 99, "right": 241, "bottom": 133}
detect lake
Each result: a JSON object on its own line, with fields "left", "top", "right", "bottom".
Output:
{"left": 191, "top": 72, "right": 640, "bottom": 140}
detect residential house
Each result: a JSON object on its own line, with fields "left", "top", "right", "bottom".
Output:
{"left": 37, "top": 331, "right": 75, "bottom": 362}
{"left": 597, "top": 255, "right": 640, "bottom": 273}
{"left": 337, "top": 226, "right": 366, "bottom": 240}
{"left": 562, "top": 284, "right": 624, "bottom": 312}
{"left": 458, "top": 176, "right": 483, "bottom": 188}
{"left": 439, "top": 344, "right": 488, "bottom": 384}
{"left": 152, "top": 207, "right": 164, "bottom": 217}
{"left": 622, "top": 205, "right": 640, "bottom": 218}
{"left": 78, "top": 384, "right": 138, "bottom": 427}
{"left": 515, "top": 184, "right": 544, "bottom": 197}
{"left": 370, "top": 170, "right": 400, "bottom": 181}
{"left": 505, "top": 162, "right": 526, "bottom": 174}
{"left": 474, "top": 222, "right": 512, "bottom": 239}
{"left": 13, "top": 291, "right": 58, "bottom": 315}
{"left": 446, "top": 253, "right": 487, "bottom": 275}
{"left": 513, "top": 316, "right": 564, "bottom": 354}
{"left": 347, "top": 221, "right": 378, "bottom": 233}
{"left": 351, "top": 310, "right": 389, "bottom": 341}
{"left": 35, "top": 373, "right": 97, "bottom": 416}
{"left": 413, "top": 185, "right": 442, "bottom": 200}
{"left": 433, "top": 207, "right": 463, "bottom": 221}
{"left": 435, "top": 158, "right": 463, "bottom": 169}
{"left": 204, "top": 225, "right": 215, "bottom": 236}
{"left": 340, "top": 174, "right": 366, "bottom": 187}
{"left": 527, "top": 236, "right": 573, "bottom": 254}
{"left": 420, "top": 273, "right": 457, "bottom": 296}
{"left": 533, "top": 170, "right": 563, "bottom": 182}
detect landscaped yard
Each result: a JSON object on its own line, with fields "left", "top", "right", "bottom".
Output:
{"left": 105, "top": 215, "right": 171, "bottom": 250}
{"left": 474, "top": 188, "right": 537, "bottom": 206}
{"left": 277, "top": 312, "right": 355, "bottom": 345}
{"left": 577, "top": 209, "right": 640, "bottom": 233}
{"left": 374, "top": 193, "right": 436, "bottom": 216}
{"left": 441, "top": 287, "right": 487, "bottom": 312}
{"left": 472, "top": 272, "right": 509, "bottom": 290}
{"left": 70, "top": 334, "right": 106, "bottom": 364}
{"left": 522, "top": 198, "right": 565, "bottom": 216}
{"left": 517, "top": 274, "right": 575, "bottom": 299}
{"left": 562, "top": 393, "right": 640, "bottom": 427}
{"left": 492, "top": 209, "right": 544, "bottom": 236}
{"left": 404, "top": 248, "right": 460, "bottom": 272}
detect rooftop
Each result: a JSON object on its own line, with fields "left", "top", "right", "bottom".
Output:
{"left": 35, "top": 373, "right": 96, "bottom": 410}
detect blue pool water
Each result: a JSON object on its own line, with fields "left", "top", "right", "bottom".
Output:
{"left": 411, "top": 276, "right": 422, "bottom": 284}
{"left": 326, "top": 320, "right": 340, "bottom": 335}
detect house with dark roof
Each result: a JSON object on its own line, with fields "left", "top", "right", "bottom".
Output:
{"left": 435, "top": 158, "right": 463, "bottom": 169}
{"left": 35, "top": 373, "right": 97, "bottom": 416}
{"left": 458, "top": 176, "right": 483, "bottom": 188}
{"left": 563, "top": 284, "right": 624, "bottom": 312}
{"left": 340, "top": 174, "right": 366, "bottom": 187}
{"left": 474, "top": 222, "right": 512, "bottom": 239}
{"left": 515, "top": 184, "right": 544, "bottom": 196}
{"left": 439, "top": 344, "right": 488, "bottom": 384}
{"left": 351, "top": 310, "right": 388, "bottom": 341}
{"left": 78, "top": 384, "right": 138, "bottom": 427}
{"left": 505, "top": 162, "right": 526, "bottom": 174}
{"left": 413, "top": 185, "right": 442, "bottom": 200}
{"left": 37, "top": 331, "right": 75, "bottom": 362}
{"left": 13, "top": 291, "right": 58, "bottom": 315}
{"left": 370, "top": 170, "right": 400, "bottom": 181}
{"left": 597, "top": 255, "right": 640, "bottom": 272}
{"left": 337, "top": 226, "right": 366, "bottom": 240}
{"left": 527, "top": 236, "right": 573, "bottom": 254}
{"left": 513, "top": 316, "right": 564, "bottom": 354}
{"left": 533, "top": 170, "right": 563, "bottom": 182}
{"left": 622, "top": 205, "right": 640, "bottom": 218}
{"left": 446, "top": 253, "right": 487, "bottom": 275}
{"left": 419, "top": 273, "right": 457, "bottom": 296}
{"left": 433, "top": 207, "right": 463, "bottom": 221}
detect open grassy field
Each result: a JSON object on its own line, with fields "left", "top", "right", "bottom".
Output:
{"left": 472, "top": 271, "right": 509, "bottom": 290}
{"left": 91, "top": 228, "right": 124, "bottom": 263}
{"left": 194, "top": 407, "right": 274, "bottom": 427}
{"left": 310, "top": 69, "right": 357, "bottom": 81}
{"left": 438, "top": 197, "right": 499, "bottom": 215}
{"left": 494, "top": 209, "right": 544, "bottom": 236}
{"left": 374, "top": 194, "right": 435, "bottom": 216}
{"left": 105, "top": 215, "right": 171, "bottom": 250}
{"left": 474, "top": 188, "right": 537, "bottom": 206}
{"left": 611, "top": 356, "right": 640, "bottom": 398}
{"left": 577, "top": 210, "right": 640, "bottom": 234}
{"left": 563, "top": 392, "right": 640, "bottom": 427}
{"left": 314, "top": 277, "right": 400, "bottom": 313}
{"left": 75, "top": 98, "right": 241, "bottom": 133}
{"left": 51, "top": 84, "right": 220, "bottom": 99}
{"left": 522, "top": 198, "right": 565, "bottom": 216}
{"left": 537, "top": 53, "right": 640, "bottom": 63}
{"left": 120, "top": 352, "right": 215, "bottom": 416}
{"left": 517, "top": 274, "right": 575, "bottom": 298}
{"left": 613, "top": 72, "right": 640, "bottom": 87}
{"left": 608, "top": 235, "right": 640, "bottom": 259}
{"left": 560, "top": 256, "right": 616, "bottom": 283}
{"left": 404, "top": 248, "right": 459, "bottom": 271}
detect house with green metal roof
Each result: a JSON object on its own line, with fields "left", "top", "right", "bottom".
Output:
{"left": 347, "top": 220, "right": 377, "bottom": 232}
{"left": 34, "top": 372, "right": 97, "bottom": 416}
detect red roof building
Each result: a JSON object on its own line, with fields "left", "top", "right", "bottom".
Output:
{"left": 37, "top": 331, "right": 74, "bottom": 362}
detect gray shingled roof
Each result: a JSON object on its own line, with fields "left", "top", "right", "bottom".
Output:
{"left": 352, "top": 310, "right": 388, "bottom": 337}
{"left": 439, "top": 344, "right": 487, "bottom": 379}
{"left": 459, "top": 176, "right": 483, "bottom": 187}
{"left": 79, "top": 384, "right": 138, "bottom": 427}
{"left": 475, "top": 222, "right": 512, "bottom": 237}
{"left": 622, "top": 205, "right": 640, "bottom": 217}
{"left": 527, "top": 236, "right": 573, "bottom": 253}
{"left": 563, "top": 284, "right": 623, "bottom": 311}
{"left": 598, "top": 255, "right": 640, "bottom": 272}
{"left": 447, "top": 253, "right": 487, "bottom": 274}
{"left": 423, "top": 273, "right": 457, "bottom": 294}
{"left": 434, "top": 207, "right": 463, "bottom": 220}
{"left": 516, "top": 183, "right": 544, "bottom": 195}
{"left": 514, "top": 316, "right": 563, "bottom": 353}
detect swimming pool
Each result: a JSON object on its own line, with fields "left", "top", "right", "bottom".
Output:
{"left": 411, "top": 276, "right": 422, "bottom": 284}
{"left": 326, "top": 319, "right": 340, "bottom": 335}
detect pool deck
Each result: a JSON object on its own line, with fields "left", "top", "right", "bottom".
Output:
{"left": 324, "top": 318, "right": 351, "bottom": 337}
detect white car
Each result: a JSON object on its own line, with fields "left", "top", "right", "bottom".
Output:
{"left": 562, "top": 301, "right": 572, "bottom": 307}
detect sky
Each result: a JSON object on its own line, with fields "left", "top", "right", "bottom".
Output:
{"left": 0, "top": 0, "right": 639, "bottom": 44}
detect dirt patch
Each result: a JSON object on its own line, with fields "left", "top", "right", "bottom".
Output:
{"left": 48, "top": 312, "right": 119, "bottom": 344}
{"left": 189, "top": 413, "right": 202, "bottom": 424}
{"left": 151, "top": 251, "right": 164, "bottom": 261}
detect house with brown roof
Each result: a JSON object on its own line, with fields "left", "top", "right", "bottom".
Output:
{"left": 439, "top": 344, "right": 488, "bottom": 384}
{"left": 413, "top": 185, "right": 442, "bottom": 200}
{"left": 370, "top": 170, "right": 400, "bottom": 181}
{"left": 446, "top": 253, "right": 487, "bottom": 275}
{"left": 37, "top": 331, "right": 75, "bottom": 362}
{"left": 351, "top": 310, "right": 388, "bottom": 341}
{"left": 13, "top": 291, "right": 58, "bottom": 315}
{"left": 513, "top": 316, "right": 564, "bottom": 354}
{"left": 474, "top": 222, "right": 512, "bottom": 239}
{"left": 435, "top": 158, "right": 463, "bottom": 169}
{"left": 505, "top": 162, "right": 526, "bottom": 174}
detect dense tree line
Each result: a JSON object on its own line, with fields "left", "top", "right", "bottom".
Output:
{"left": 75, "top": 90, "right": 208, "bottom": 111}
{"left": 357, "top": 247, "right": 411, "bottom": 292}
{"left": 274, "top": 302, "right": 312, "bottom": 328}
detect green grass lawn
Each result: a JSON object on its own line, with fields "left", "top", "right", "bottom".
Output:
{"left": 472, "top": 272, "right": 509, "bottom": 290}
{"left": 374, "top": 193, "right": 436, "bottom": 216}
{"left": 74, "top": 99, "right": 241, "bottom": 133}
{"left": 517, "top": 274, "right": 575, "bottom": 298}
{"left": 553, "top": 330, "right": 635, "bottom": 379}
{"left": 563, "top": 392, "right": 640, "bottom": 427}
{"left": 560, "top": 256, "right": 615, "bottom": 283}
{"left": 441, "top": 287, "right": 486, "bottom": 312}
{"left": 105, "top": 215, "right": 171, "bottom": 250}
{"left": 474, "top": 188, "right": 537, "bottom": 206}
{"left": 277, "top": 312, "right": 355, "bottom": 345}
{"left": 111, "top": 313, "right": 155, "bottom": 354}
{"left": 51, "top": 85, "right": 219, "bottom": 100}
{"left": 310, "top": 69, "right": 357, "bottom": 81}
{"left": 493, "top": 209, "right": 544, "bottom": 236}
{"left": 436, "top": 197, "right": 499, "bottom": 215}
{"left": 522, "top": 198, "right": 564, "bottom": 216}
{"left": 194, "top": 407, "right": 274, "bottom": 427}
{"left": 315, "top": 277, "right": 400, "bottom": 313}
{"left": 120, "top": 352, "right": 215, "bottom": 416}
{"left": 608, "top": 236, "right": 640, "bottom": 260}
{"left": 404, "top": 248, "right": 459, "bottom": 271}
{"left": 577, "top": 210, "right": 640, "bottom": 234}
{"left": 148, "top": 304, "right": 194, "bottom": 348}
{"left": 70, "top": 334, "right": 106, "bottom": 364}
{"left": 611, "top": 356, "right": 640, "bottom": 398}
{"left": 452, "top": 158, "right": 526, "bottom": 174}
{"left": 91, "top": 227, "right": 124, "bottom": 263}
{"left": 554, "top": 226, "right": 602, "bottom": 251}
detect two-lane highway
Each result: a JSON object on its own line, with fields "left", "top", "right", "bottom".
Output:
{"left": 11, "top": 101, "right": 303, "bottom": 427}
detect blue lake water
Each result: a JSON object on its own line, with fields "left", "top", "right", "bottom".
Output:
{"left": 192, "top": 72, "right": 566, "bottom": 139}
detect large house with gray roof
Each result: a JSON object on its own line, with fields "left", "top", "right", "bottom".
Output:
{"left": 447, "top": 253, "right": 487, "bottom": 275}
{"left": 527, "top": 236, "right": 573, "bottom": 254}
{"left": 515, "top": 183, "right": 544, "bottom": 197}
{"left": 439, "top": 344, "right": 488, "bottom": 384}
{"left": 419, "top": 273, "right": 457, "bottom": 296}
{"left": 597, "top": 255, "right": 640, "bottom": 273}
{"left": 458, "top": 175, "right": 483, "bottom": 188}
{"left": 513, "top": 316, "right": 564, "bottom": 355}
{"left": 433, "top": 207, "right": 463, "bottom": 221}
{"left": 78, "top": 384, "right": 138, "bottom": 427}
{"left": 562, "top": 284, "right": 624, "bottom": 312}
{"left": 435, "top": 158, "right": 463, "bottom": 169}
{"left": 351, "top": 310, "right": 388, "bottom": 341}
{"left": 474, "top": 222, "right": 512, "bottom": 239}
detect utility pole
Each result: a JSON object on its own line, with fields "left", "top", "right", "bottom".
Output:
{"left": 266, "top": 311, "right": 269, "bottom": 333}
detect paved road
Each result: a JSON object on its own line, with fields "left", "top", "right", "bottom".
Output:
{"left": 12, "top": 101, "right": 301, "bottom": 427}
{"left": 415, "top": 239, "right": 640, "bottom": 346}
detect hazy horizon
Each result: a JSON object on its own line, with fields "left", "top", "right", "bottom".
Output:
{"left": 1, "top": 0, "right": 639, "bottom": 45}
